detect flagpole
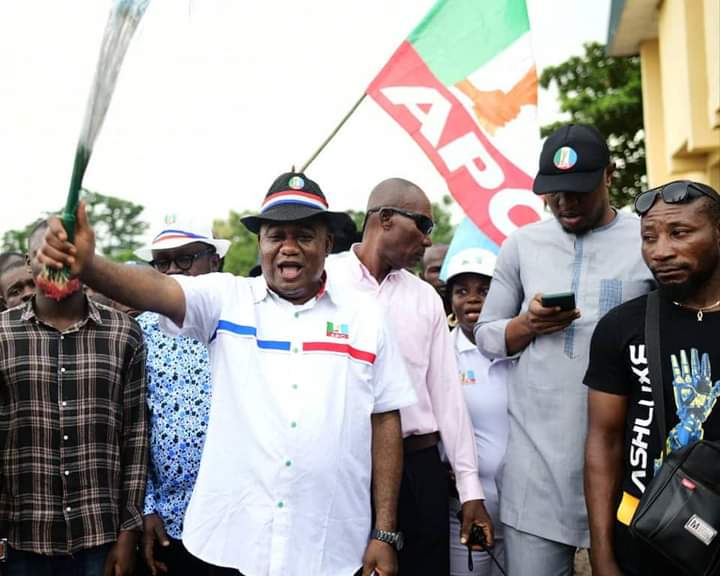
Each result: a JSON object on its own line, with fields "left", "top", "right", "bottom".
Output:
{"left": 300, "top": 92, "right": 367, "bottom": 173}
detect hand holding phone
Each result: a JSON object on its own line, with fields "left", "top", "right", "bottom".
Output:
{"left": 526, "top": 292, "right": 580, "bottom": 337}
{"left": 540, "top": 291, "right": 576, "bottom": 311}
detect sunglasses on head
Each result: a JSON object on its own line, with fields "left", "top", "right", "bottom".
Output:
{"left": 149, "top": 247, "right": 216, "bottom": 273}
{"left": 366, "top": 207, "right": 434, "bottom": 236}
{"left": 634, "top": 180, "right": 720, "bottom": 215}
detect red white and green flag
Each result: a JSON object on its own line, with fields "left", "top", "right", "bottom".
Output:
{"left": 367, "top": 0, "right": 544, "bottom": 253}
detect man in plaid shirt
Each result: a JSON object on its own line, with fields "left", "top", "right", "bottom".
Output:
{"left": 0, "top": 221, "right": 148, "bottom": 576}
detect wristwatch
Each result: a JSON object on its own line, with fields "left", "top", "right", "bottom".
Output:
{"left": 370, "top": 528, "right": 404, "bottom": 551}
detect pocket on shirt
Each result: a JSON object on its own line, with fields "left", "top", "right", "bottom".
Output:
{"left": 598, "top": 279, "right": 653, "bottom": 317}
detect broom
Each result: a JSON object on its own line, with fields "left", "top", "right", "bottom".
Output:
{"left": 38, "top": 0, "right": 151, "bottom": 300}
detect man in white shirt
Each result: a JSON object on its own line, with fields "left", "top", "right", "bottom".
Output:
{"left": 38, "top": 172, "right": 417, "bottom": 576}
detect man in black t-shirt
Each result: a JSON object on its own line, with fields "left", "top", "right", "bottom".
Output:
{"left": 584, "top": 180, "right": 720, "bottom": 576}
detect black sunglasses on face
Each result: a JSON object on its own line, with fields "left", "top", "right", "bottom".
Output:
{"left": 634, "top": 180, "right": 720, "bottom": 215}
{"left": 366, "top": 207, "right": 434, "bottom": 236}
{"left": 150, "top": 247, "right": 216, "bottom": 273}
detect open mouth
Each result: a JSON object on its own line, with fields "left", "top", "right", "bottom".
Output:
{"left": 278, "top": 262, "right": 303, "bottom": 281}
{"left": 462, "top": 308, "right": 483, "bottom": 323}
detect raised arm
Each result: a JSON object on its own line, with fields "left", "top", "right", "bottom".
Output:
{"left": 585, "top": 389, "right": 627, "bottom": 576}
{"left": 37, "top": 202, "right": 186, "bottom": 326}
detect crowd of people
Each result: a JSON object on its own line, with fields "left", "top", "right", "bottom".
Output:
{"left": 0, "top": 122, "right": 718, "bottom": 576}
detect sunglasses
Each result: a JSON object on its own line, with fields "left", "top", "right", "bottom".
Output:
{"left": 366, "top": 207, "right": 434, "bottom": 236}
{"left": 634, "top": 180, "right": 720, "bottom": 215}
{"left": 150, "top": 247, "right": 216, "bottom": 273}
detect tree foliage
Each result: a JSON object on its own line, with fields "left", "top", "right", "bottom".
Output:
{"left": 540, "top": 42, "right": 645, "bottom": 207}
{"left": 213, "top": 210, "right": 259, "bottom": 276}
{"left": 1, "top": 190, "right": 148, "bottom": 262}
{"left": 83, "top": 190, "right": 148, "bottom": 261}
{"left": 431, "top": 195, "right": 455, "bottom": 245}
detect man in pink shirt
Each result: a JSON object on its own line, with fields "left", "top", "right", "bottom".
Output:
{"left": 326, "top": 178, "right": 493, "bottom": 575}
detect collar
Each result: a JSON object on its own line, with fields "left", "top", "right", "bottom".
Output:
{"left": 453, "top": 326, "right": 477, "bottom": 353}
{"left": 250, "top": 271, "right": 337, "bottom": 306}
{"left": 20, "top": 294, "right": 104, "bottom": 327}
{"left": 348, "top": 243, "right": 403, "bottom": 287}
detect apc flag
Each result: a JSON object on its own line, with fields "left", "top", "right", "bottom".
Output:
{"left": 368, "top": 0, "right": 544, "bottom": 257}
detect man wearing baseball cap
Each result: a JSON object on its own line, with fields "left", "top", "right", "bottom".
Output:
{"left": 133, "top": 215, "right": 229, "bottom": 576}
{"left": 37, "top": 172, "right": 416, "bottom": 576}
{"left": 474, "top": 124, "right": 655, "bottom": 575}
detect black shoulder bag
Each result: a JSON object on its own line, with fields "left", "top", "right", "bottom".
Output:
{"left": 629, "top": 290, "right": 720, "bottom": 575}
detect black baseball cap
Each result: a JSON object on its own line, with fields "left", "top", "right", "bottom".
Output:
{"left": 241, "top": 172, "right": 348, "bottom": 234}
{"left": 533, "top": 124, "right": 610, "bottom": 195}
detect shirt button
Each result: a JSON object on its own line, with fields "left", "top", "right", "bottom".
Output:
{"left": 285, "top": 460, "right": 292, "bottom": 467}
{"left": 292, "top": 347, "right": 299, "bottom": 354}
{"left": 277, "top": 501, "right": 284, "bottom": 509}
{"left": 292, "top": 384, "right": 298, "bottom": 390}
{"left": 294, "top": 312, "right": 299, "bottom": 319}
{"left": 60, "top": 367, "right": 66, "bottom": 373}
{"left": 64, "top": 470, "right": 69, "bottom": 476}
{"left": 59, "top": 335, "right": 64, "bottom": 341}
{"left": 290, "top": 421, "right": 297, "bottom": 428}
{"left": 63, "top": 435, "right": 69, "bottom": 441}
{"left": 66, "top": 506, "right": 72, "bottom": 512}
{"left": 61, "top": 401, "right": 67, "bottom": 407}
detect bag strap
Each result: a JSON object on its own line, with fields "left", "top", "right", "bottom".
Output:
{"left": 644, "top": 290, "right": 667, "bottom": 459}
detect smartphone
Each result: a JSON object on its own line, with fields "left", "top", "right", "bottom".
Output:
{"left": 541, "top": 291, "right": 576, "bottom": 311}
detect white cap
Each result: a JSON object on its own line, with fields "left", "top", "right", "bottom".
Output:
{"left": 135, "top": 213, "right": 231, "bottom": 261}
{"left": 445, "top": 248, "right": 497, "bottom": 283}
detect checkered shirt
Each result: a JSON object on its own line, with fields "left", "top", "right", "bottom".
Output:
{"left": 0, "top": 297, "right": 148, "bottom": 554}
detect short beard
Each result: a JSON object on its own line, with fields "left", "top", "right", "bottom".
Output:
{"left": 657, "top": 265, "right": 716, "bottom": 303}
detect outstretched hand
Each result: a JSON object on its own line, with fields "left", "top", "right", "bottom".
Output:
{"left": 37, "top": 201, "right": 96, "bottom": 278}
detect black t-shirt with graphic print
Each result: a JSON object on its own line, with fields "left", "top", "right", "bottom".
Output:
{"left": 585, "top": 292, "right": 720, "bottom": 575}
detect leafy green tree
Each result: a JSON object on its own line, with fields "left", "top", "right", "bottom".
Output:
{"left": 213, "top": 211, "right": 259, "bottom": 276}
{"left": 83, "top": 190, "right": 148, "bottom": 261}
{"left": 540, "top": 41, "right": 645, "bottom": 207}
{"left": 431, "top": 195, "right": 455, "bottom": 245}
{"left": 1, "top": 222, "right": 39, "bottom": 253}
{"left": 1, "top": 190, "right": 148, "bottom": 262}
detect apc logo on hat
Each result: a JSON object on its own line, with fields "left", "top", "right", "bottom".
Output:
{"left": 164, "top": 213, "right": 177, "bottom": 225}
{"left": 553, "top": 146, "right": 578, "bottom": 170}
{"left": 288, "top": 176, "right": 305, "bottom": 190}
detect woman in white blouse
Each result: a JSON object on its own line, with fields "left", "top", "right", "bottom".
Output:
{"left": 445, "top": 248, "right": 511, "bottom": 576}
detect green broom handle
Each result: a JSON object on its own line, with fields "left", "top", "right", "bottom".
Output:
{"left": 61, "top": 145, "right": 90, "bottom": 243}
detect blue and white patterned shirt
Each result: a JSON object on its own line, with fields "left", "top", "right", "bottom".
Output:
{"left": 138, "top": 311, "right": 211, "bottom": 539}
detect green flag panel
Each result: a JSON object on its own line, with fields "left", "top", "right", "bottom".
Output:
{"left": 408, "top": 0, "right": 530, "bottom": 85}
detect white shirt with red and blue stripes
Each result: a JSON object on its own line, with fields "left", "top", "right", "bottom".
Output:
{"left": 160, "top": 272, "right": 416, "bottom": 576}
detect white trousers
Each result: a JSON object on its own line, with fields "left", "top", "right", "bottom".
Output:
{"left": 449, "top": 498, "right": 506, "bottom": 576}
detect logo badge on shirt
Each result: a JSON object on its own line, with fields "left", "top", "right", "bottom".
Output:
{"left": 326, "top": 321, "right": 349, "bottom": 339}
{"left": 460, "top": 370, "right": 477, "bottom": 385}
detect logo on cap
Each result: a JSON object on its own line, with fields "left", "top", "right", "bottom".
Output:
{"left": 164, "top": 214, "right": 177, "bottom": 225}
{"left": 288, "top": 176, "right": 305, "bottom": 190}
{"left": 553, "top": 147, "right": 578, "bottom": 170}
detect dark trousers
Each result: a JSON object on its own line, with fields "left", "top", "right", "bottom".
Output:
{"left": 136, "top": 537, "right": 240, "bottom": 576}
{"left": 397, "top": 445, "right": 450, "bottom": 576}
{"left": 3, "top": 543, "right": 111, "bottom": 576}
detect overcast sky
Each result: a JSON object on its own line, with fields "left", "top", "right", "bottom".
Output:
{"left": 0, "top": 0, "right": 611, "bottom": 237}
